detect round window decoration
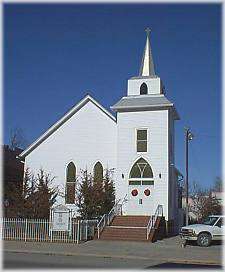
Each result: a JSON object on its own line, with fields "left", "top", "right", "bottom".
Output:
{"left": 144, "top": 189, "right": 151, "bottom": 196}
{"left": 131, "top": 189, "right": 138, "bottom": 197}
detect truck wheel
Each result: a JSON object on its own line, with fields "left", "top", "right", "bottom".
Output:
{"left": 197, "top": 233, "right": 212, "bottom": 247}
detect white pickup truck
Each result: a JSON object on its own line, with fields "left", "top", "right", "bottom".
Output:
{"left": 180, "top": 215, "right": 224, "bottom": 247}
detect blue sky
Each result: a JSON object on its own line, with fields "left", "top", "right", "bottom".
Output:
{"left": 4, "top": 3, "right": 221, "bottom": 189}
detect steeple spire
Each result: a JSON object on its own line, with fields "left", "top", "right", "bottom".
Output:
{"left": 139, "top": 28, "right": 156, "bottom": 77}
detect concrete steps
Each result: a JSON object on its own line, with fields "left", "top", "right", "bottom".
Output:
{"left": 97, "top": 215, "right": 151, "bottom": 241}
{"left": 99, "top": 226, "right": 148, "bottom": 241}
{"left": 111, "top": 216, "right": 150, "bottom": 227}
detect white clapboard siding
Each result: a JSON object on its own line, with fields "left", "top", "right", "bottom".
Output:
{"left": 24, "top": 101, "right": 117, "bottom": 213}
{"left": 116, "top": 109, "right": 170, "bottom": 219}
{"left": 127, "top": 77, "right": 162, "bottom": 96}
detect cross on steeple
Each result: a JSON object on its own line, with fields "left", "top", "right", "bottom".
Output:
{"left": 139, "top": 28, "right": 156, "bottom": 77}
{"left": 145, "top": 27, "right": 151, "bottom": 37}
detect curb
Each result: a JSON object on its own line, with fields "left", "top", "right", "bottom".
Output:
{"left": 4, "top": 249, "right": 222, "bottom": 266}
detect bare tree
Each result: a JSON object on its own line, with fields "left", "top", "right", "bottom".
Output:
{"left": 213, "top": 177, "right": 222, "bottom": 192}
{"left": 9, "top": 127, "right": 27, "bottom": 150}
{"left": 190, "top": 181, "right": 222, "bottom": 222}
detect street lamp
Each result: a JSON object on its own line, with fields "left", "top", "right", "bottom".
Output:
{"left": 185, "top": 127, "right": 194, "bottom": 226}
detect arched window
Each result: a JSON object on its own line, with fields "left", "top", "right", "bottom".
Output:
{"left": 66, "top": 162, "right": 76, "bottom": 204}
{"left": 129, "top": 158, "right": 154, "bottom": 185}
{"left": 140, "top": 83, "right": 148, "bottom": 95}
{"left": 94, "top": 162, "right": 103, "bottom": 183}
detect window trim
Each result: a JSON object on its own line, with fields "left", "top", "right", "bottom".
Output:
{"left": 136, "top": 128, "right": 148, "bottom": 153}
{"left": 128, "top": 178, "right": 154, "bottom": 186}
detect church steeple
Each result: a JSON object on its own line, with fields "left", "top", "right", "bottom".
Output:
{"left": 139, "top": 28, "right": 156, "bottom": 77}
{"left": 125, "top": 29, "right": 162, "bottom": 96}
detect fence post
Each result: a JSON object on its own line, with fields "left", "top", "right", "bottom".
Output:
{"left": 24, "top": 219, "right": 28, "bottom": 242}
{"left": 77, "top": 220, "right": 80, "bottom": 244}
{"left": 86, "top": 221, "right": 88, "bottom": 241}
{"left": 50, "top": 227, "right": 53, "bottom": 243}
{"left": 1, "top": 218, "right": 4, "bottom": 240}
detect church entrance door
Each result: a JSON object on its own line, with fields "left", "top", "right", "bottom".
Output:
{"left": 127, "top": 158, "right": 154, "bottom": 215}
{"left": 127, "top": 185, "right": 153, "bottom": 215}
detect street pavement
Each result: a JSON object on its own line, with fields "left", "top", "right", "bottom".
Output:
{"left": 3, "top": 252, "right": 222, "bottom": 269}
{"left": 3, "top": 252, "right": 165, "bottom": 269}
{"left": 3, "top": 236, "right": 223, "bottom": 269}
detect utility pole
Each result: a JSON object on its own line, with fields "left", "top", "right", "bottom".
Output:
{"left": 185, "top": 127, "right": 194, "bottom": 226}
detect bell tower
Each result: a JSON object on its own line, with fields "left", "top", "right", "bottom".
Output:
{"left": 127, "top": 28, "right": 163, "bottom": 96}
{"left": 111, "top": 29, "right": 179, "bottom": 224}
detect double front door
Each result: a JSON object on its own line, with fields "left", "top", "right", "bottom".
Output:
{"left": 127, "top": 185, "right": 153, "bottom": 215}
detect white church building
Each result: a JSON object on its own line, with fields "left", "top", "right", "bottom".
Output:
{"left": 19, "top": 30, "right": 182, "bottom": 231}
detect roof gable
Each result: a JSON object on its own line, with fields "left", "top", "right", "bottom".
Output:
{"left": 19, "top": 95, "right": 116, "bottom": 158}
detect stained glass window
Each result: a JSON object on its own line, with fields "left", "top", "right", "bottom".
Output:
{"left": 129, "top": 158, "right": 153, "bottom": 179}
{"left": 94, "top": 162, "right": 103, "bottom": 183}
{"left": 66, "top": 162, "right": 76, "bottom": 204}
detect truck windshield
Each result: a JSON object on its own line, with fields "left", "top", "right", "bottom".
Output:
{"left": 202, "top": 216, "right": 218, "bottom": 226}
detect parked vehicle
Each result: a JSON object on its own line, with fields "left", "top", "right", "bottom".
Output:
{"left": 180, "top": 215, "right": 224, "bottom": 247}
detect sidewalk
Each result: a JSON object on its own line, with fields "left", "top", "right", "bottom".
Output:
{"left": 3, "top": 236, "right": 223, "bottom": 266}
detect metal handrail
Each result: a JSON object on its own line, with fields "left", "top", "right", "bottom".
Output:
{"left": 120, "top": 193, "right": 128, "bottom": 212}
{"left": 97, "top": 194, "right": 128, "bottom": 239}
{"left": 146, "top": 216, "right": 153, "bottom": 239}
{"left": 97, "top": 214, "right": 106, "bottom": 239}
{"left": 97, "top": 201, "right": 121, "bottom": 239}
{"left": 107, "top": 193, "right": 128, "bottom": 226}
{"left": 107, "top": 199, "right": 121, "bottom": 225}
{"left": 146, "top": 205, "right": 163, "bottom": 239}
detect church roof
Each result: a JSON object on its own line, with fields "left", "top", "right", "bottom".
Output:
{"left": 19, "top": 95, "right": 116, "bottom": 158}
{"left": 111, "top": 94, "right": 168, "bottom": 108}
{"left": 111, "top": 95, "right": 179, "bottom": 119}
